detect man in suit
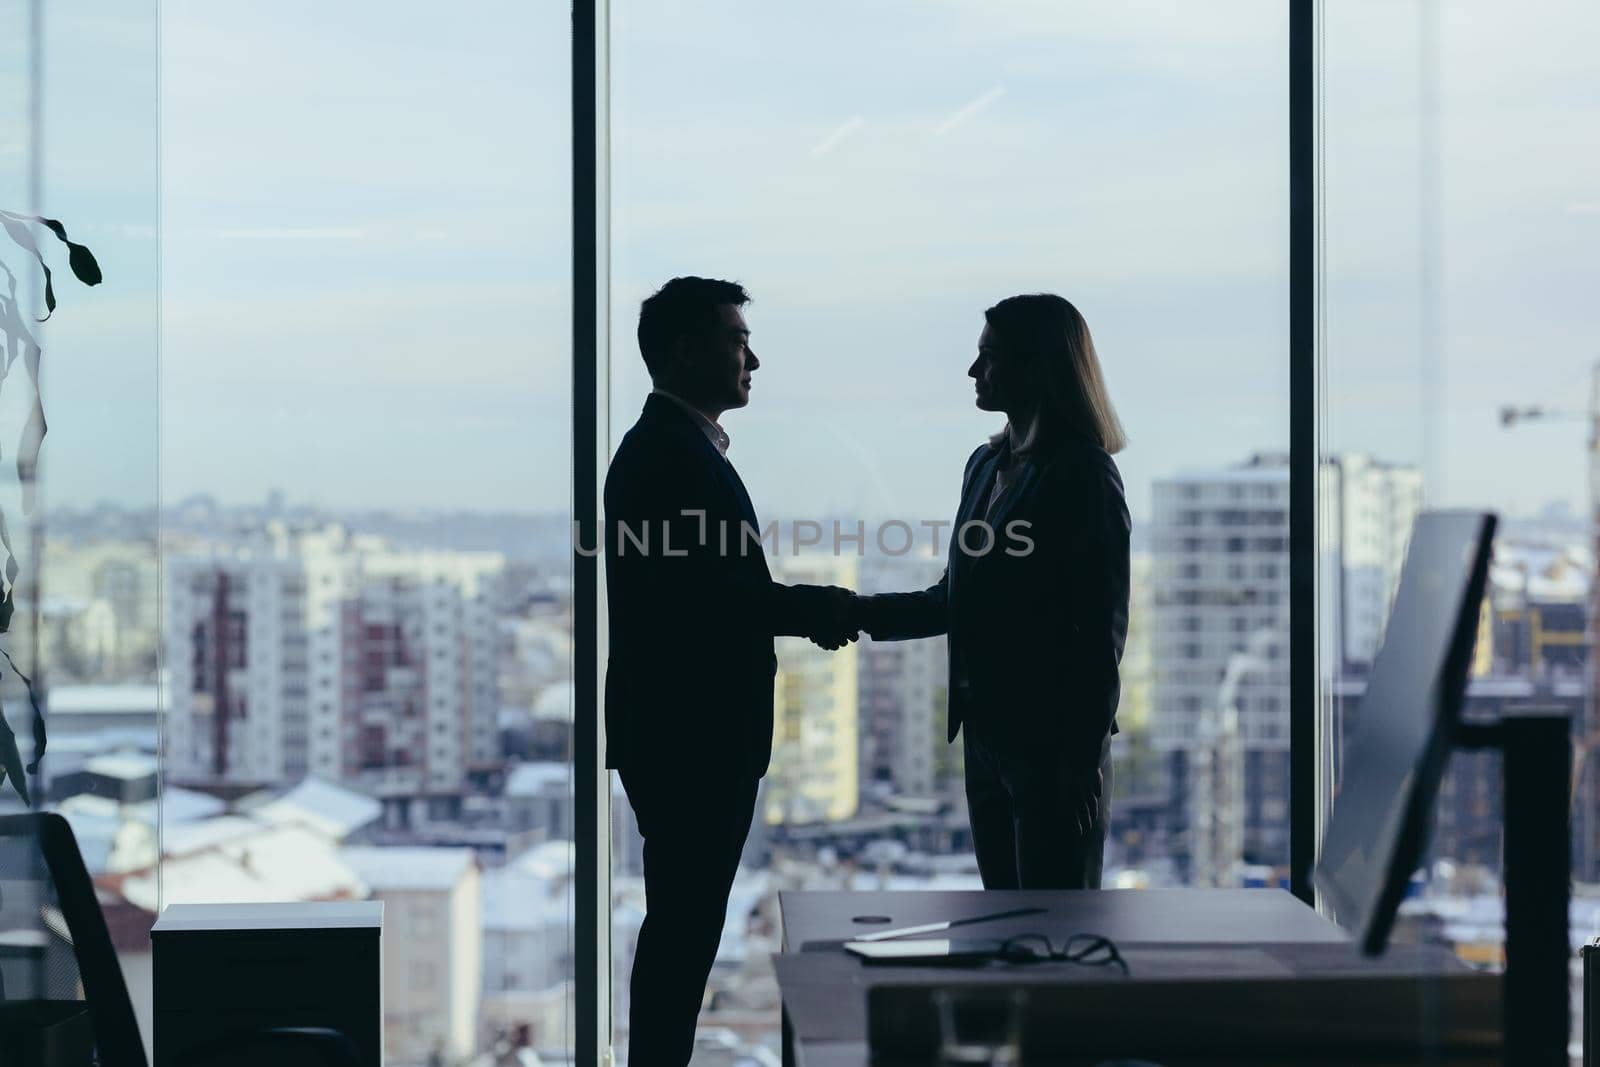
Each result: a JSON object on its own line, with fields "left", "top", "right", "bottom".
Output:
{"left": 604, "top": 276, "right": 858, "bottom": 1066}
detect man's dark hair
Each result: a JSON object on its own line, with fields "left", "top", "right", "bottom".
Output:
{"left": 636, "top": 276, "right": 750, "bottom": 378}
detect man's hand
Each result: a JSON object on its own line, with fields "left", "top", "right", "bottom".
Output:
{"left": 1063, "top": 764, "right": 1104, "bottom": 836}
{"left": 808, "top": 587, "right": 860, "bottom": 651}
{"left": 854, "top": 593, "right": 878, "bottom": 640}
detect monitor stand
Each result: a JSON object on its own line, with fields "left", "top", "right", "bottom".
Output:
{"left": 1456, "top": 709, "right": 1570, "bottom": 1067}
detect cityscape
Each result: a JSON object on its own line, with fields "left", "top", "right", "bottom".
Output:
{"left": 8, "top": 449, "right": 1600, "bottom": 1065}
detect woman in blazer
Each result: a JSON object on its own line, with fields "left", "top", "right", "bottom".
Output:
{"left": 859, "top": 293, "right": 1130, "bottom": 889}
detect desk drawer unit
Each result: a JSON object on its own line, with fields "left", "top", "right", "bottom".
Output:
{"left": 152, "top": 901, "right": 383, "bottom": 1067}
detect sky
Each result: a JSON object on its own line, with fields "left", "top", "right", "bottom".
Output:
{"left": 9, "top": 0, "right": 1598, "bottom": 527}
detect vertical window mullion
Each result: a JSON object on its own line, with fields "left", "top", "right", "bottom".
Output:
{"left": 572, "top": 0, "right": 611, "bottom": 1061}
{"left": 1288, "top": 0, "right": 1319, "bottom": 906}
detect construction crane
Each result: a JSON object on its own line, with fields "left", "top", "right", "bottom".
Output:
{"left": 1498, "top": 358, "right": 1600, "bottom": 814}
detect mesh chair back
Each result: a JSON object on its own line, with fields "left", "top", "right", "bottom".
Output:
{"left": 0, "top": 813, "right": 146, "bottom": 1067}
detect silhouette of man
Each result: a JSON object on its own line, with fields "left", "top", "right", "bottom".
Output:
{"left": 604, "top": 276, "right": 857, "bottom": 1066}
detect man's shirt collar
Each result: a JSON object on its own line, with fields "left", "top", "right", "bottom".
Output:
{"left": 652, "top": 387, "right": 731, "bottom": 456}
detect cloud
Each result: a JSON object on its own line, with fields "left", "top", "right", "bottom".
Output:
{"left": 933, "top": 86, "right": 1006, "bottom": 137}
{"left": 810, "top": 117, "right": 867, "bottom": 158}
{"left": 211, "top": 226, "right": 369, "bottom": 241}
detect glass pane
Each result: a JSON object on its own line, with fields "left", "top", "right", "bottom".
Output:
{"left": 0, "top": 0, "right": 39, "bottom": 819}
{"left": 1, "top": 0, "right": 162, "bottom": 1055}
{"left": 610, "top": 3, "right": 1288, "bottom": 1058}
{"left": 158, "top": 3, "right": 573, "bottom": 1062}
{"left": 1322, "top": 0, "right": 1599, "bottom": 1057}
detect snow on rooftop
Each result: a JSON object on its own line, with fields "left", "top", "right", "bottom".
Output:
{"left": 85, "top": 752, "right": 158, "bottom": 780}
{"left": 46, "top": 684, "right": 161, "bottom": 715}
{"left": 254, "top": 778, "right": 382, "bottom": 841}
{"left": 58, "top": 793, "right": 121, "bottom": 820}
{"left": 123, "top": 823, "right": 368, "bottom": 911}
{"left": 54, "top": 794, "right": 160, "bottom": 873}
{"left": 68, "top": 825, "right": 116, "bottom": 873}
{"left": 505, "top": 762, "right": 569, "bottom": 796}
{"left": 513, "top": 840, "right": 574, "bottom": 882}
{"left": 481, "top": 865, "right": 569, "bottom": 932}
{"left": 1490, "top": 548, "right": 1590, "bottom": 601}
{"left": 57, "top": 797, "right": 120, "bottom": 873}
{"left": 163, "top": 815, "right": 264, "bottom": 857}
{"left": 163, "top": 786, "right": 227, "bottom": 823}
{"left": 340, "top": 846, "right": 475, "bottom": 891}
{"left": 46, "top": 730, "right": 158, "bottom": 755}
{"left": 127, "top": 786, "right": 227, "bottom": 827}
{"left": 533, "top": 682, "right": 573, "bottom": 721}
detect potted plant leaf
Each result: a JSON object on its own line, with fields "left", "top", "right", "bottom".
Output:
{"left": 0, "top": 209, "right": 102, "bottom": 805}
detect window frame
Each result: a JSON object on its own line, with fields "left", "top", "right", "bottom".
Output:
{"left": 572, "top": 1, "right": 612, "bottom": 1061}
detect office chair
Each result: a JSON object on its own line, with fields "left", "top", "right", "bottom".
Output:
{"left": 0, "top": 812, "right": 147, "bottom": 1066}
{"left": 0, "top": 813, "right": 361, "bottom": 1067}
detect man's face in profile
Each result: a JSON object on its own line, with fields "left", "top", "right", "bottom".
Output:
{"left": 680, "top": 304, "right": 758, "bottom": 413}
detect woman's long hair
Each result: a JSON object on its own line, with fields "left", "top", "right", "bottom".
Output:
{"left": 985, "top": 293, "right": 1126, "bottom": 456}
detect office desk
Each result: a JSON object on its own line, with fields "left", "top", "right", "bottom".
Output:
{"left": 775, "top": 889, "right": 1497, "bottom": 1066}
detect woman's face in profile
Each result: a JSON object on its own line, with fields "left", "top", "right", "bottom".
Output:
{"left": 968, "top": 323, "right": 1017, "bottom": 414}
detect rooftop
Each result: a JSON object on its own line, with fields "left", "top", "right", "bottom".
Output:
{"left": 128, "top": 785, "right": 227, "bottom": 827}
{"left": 505, "top": 762, "right": 570, "bottom": 796}
{"left": 124, "top": 823, "right": 368, "bottom": 911}
{"left": 253, "top": 777, "right": 383, "bottom": 840}
{"left": 513, "top": 839, "right": 575, "bottom": 882}
{"left": 481, "top": 865, "right": 569, "bottom": 932}
{"left": 46, "top": 684, "right": 162, "bottom": 715}
{"left": 533, "top": 682, "right": 573, "bottom": 721}
{"left": 163, "top": 815, "right": 271, "bottom": 856}
{"left": 340, "top": 846, "right": 476, "bottom": 891}
{"left": 85, "top": 752, "right": 159, "bottom": 781}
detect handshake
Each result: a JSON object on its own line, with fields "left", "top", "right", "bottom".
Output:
{"left": 804, "top": 586, "right": 869, "bottom": 652}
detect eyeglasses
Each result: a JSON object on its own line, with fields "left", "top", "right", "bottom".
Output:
{"left": 995, "top": 932, "right": 1129, "bottom": 975}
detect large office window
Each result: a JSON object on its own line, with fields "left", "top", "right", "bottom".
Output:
{"left": 31, "top": 2, "right": 1588, "bottom": 1062}
{"left": 1321, "top": 0, "right": 1600, "bottom": 1047}
{"left": 607, "top": 2, "right": 1289, "bottom": 1058}
{"left": 156, "top": 3, "right": 575, "bottom": 1062}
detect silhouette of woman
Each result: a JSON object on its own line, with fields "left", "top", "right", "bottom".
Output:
{"left": 860, "top": 294, "right": 1131, "bottom": 888}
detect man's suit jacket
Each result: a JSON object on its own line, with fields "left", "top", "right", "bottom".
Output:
{"left": 604, "top": 394, "right": 835, "bottom": 780}
{"left": 862, "top": 434, "right": 1131, "bottom": 769}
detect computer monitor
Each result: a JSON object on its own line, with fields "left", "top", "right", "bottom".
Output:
{"left": 1314, "top": 509, "right": 1497, "bottom": 955}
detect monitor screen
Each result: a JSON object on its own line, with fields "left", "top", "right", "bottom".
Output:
{"left": 1314, "top": 510, "right": 1496, "bottom": 955}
